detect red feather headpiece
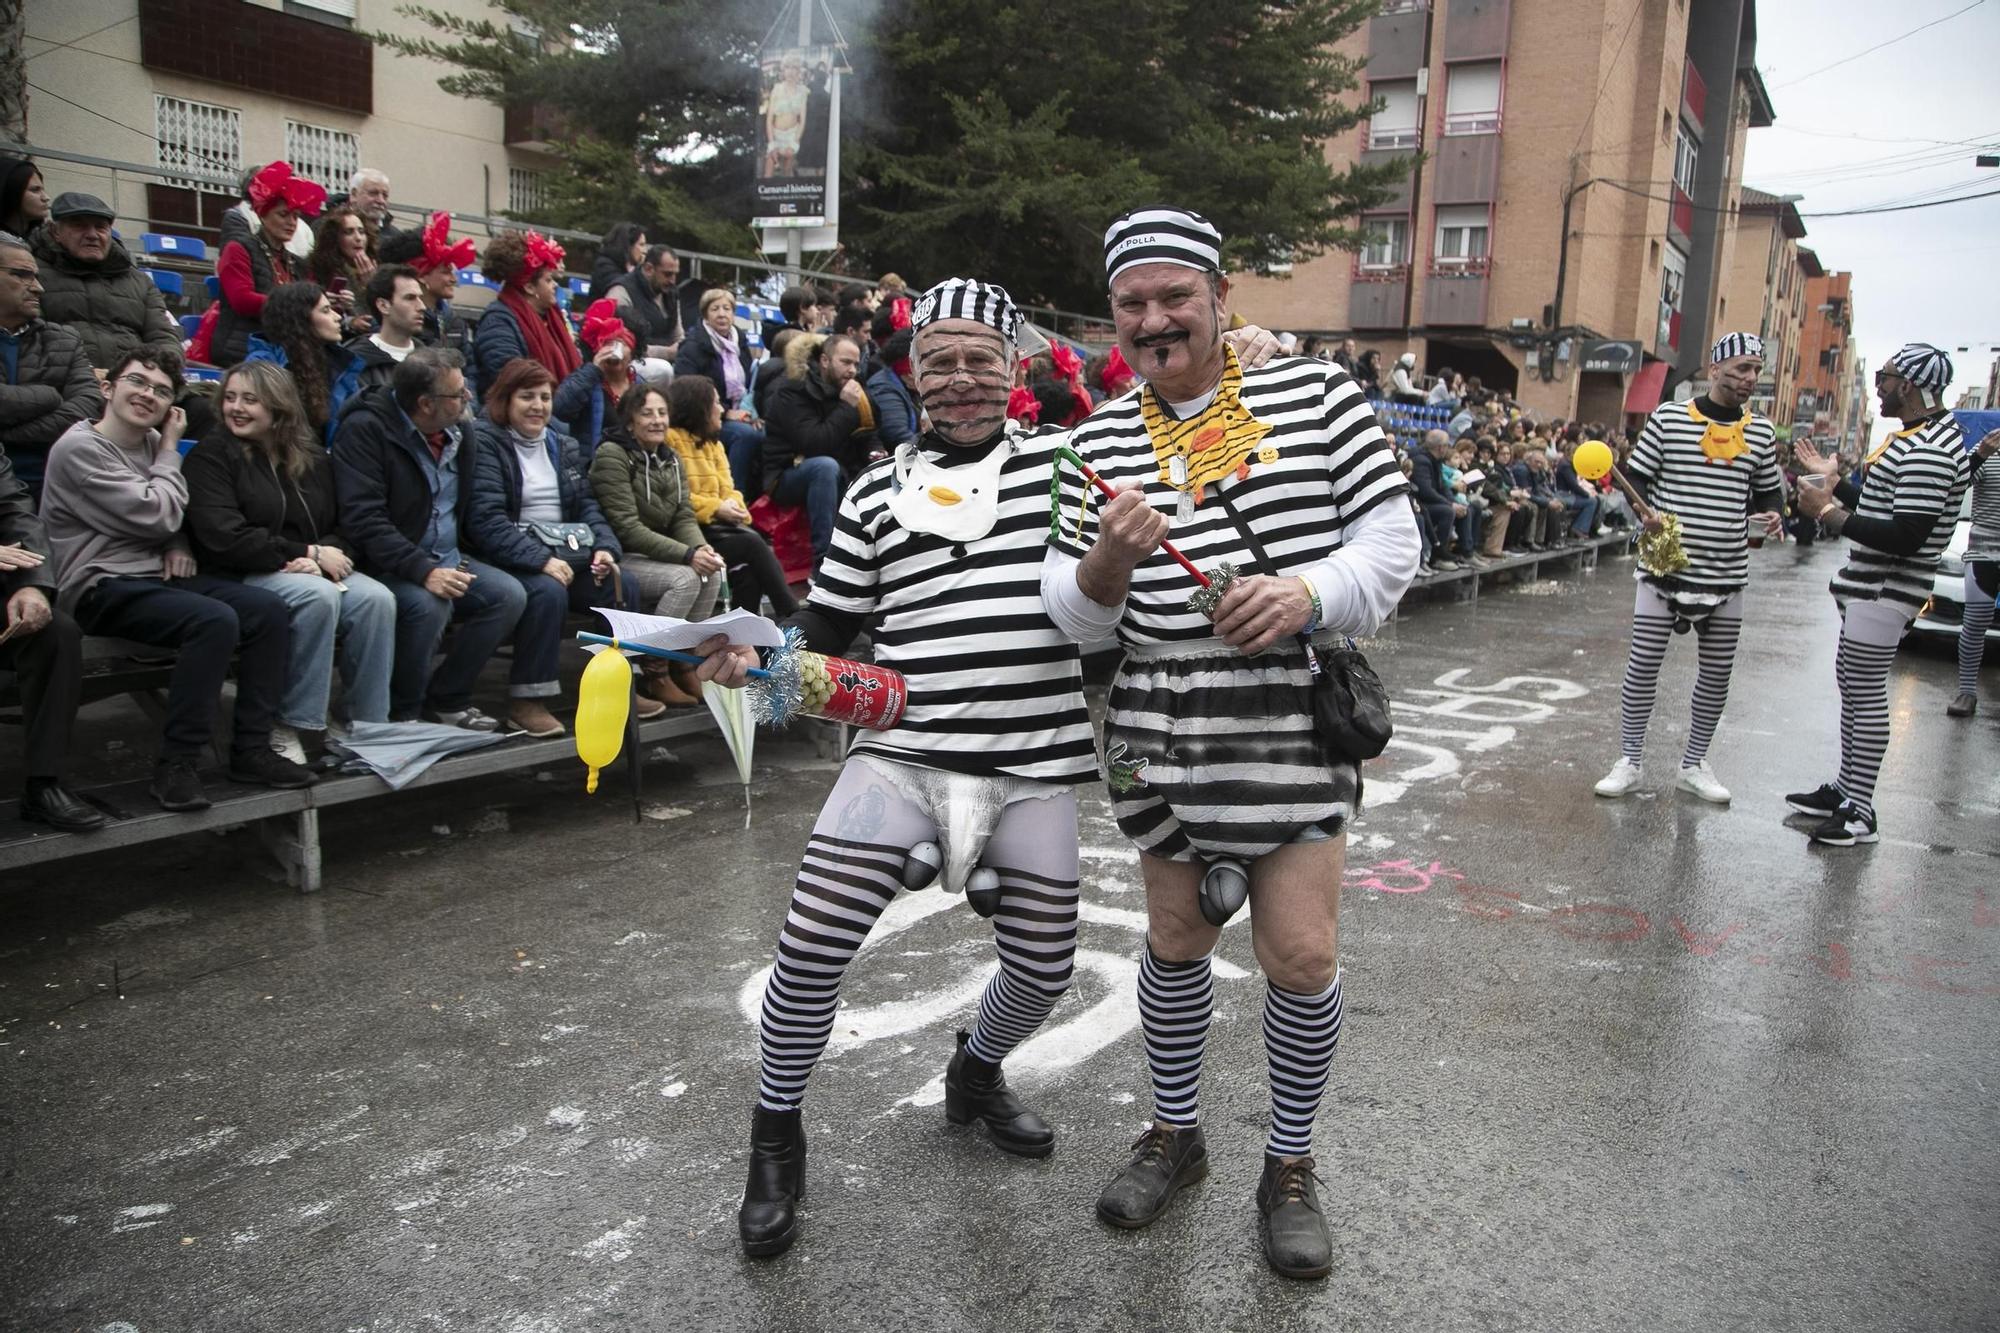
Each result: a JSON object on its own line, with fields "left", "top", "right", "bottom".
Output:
{"left": 1103, "top": 346, "right": 1137, "bottom": 396}
{"left": 579, "top": 298, "right": 636, "bottom": 354}
{"left": 246, "top": 161, "right": 327, "bottom": 219}
{"left": 418, "top": 212, "right": 476, "bottom": 274}
{"left": 513, "top": 231, "right": 567, "bottom": 287}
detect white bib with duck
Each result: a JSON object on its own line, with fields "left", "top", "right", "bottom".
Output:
{"left": 886, "top": 439, "right": 1012, "bottom": 542}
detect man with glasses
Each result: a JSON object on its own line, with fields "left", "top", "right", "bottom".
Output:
{"left": 0, "top": 232, "right": 103, "bottom": 503}
{"left": 332, "top": 348, "right": 524, "bottom": 731}
{"left": 1788, "top": 343, "right": 1972, "bottom": 846}
{"left": 42, "top": 351, "right": 314, "bottom": 811}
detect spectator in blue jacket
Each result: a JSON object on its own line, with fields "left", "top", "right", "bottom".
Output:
{"left": 1408, "top": 430, "right": 1468, "bottom": 571}
{"left": 471, "top": 229, "right": 605, "bottom": 440}
{"left": 244, "top": 282, "right": 361, "bottom": 445}
{"left": 330, "top": 348, "right": 522, "bottom": 733}
{"left": 674, "top": 287, "right": 765, "bottom": 490}
{"left": 467, "top": 357, "right": 632, "bottom": 739}
{"left": 1517, "top": 449, "right": 1573, "bottom": 544}
{"left": 865, "top": 329, "right": 920, "bottom": 447}
{"left": 1554, "top": 441, "right": 1602, "bottom": 537}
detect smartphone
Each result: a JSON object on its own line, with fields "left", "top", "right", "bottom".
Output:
{"left": 328, "top": 277, "right": 349, "bottom": 295}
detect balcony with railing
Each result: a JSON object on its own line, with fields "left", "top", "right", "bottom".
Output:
{"left": 1350, "top": 265, "right": 1410, "bottom": 330}
{"left": 1366, "top": 4, "right": 1427, "bottom": 79}
{"left": 1669, "top": 187, "right": 1694, "bottom": 246}
{"left": 1441, "top": 0, "right": 1511, "bottom": 61}
{"left": 139, "top": 0, "right": 372, "bottom": 114}
{"left": 1431, "top": 130, "right": 1499, "bottom": 203}
{"left": 1425, "top": 256, "right": 1490, "bottom": 326}
{"left": 504, "top": 101, "right": 567, "bottom": 153}
{"left": 1682, "top": 60, "right": 1709, "bottom": 130}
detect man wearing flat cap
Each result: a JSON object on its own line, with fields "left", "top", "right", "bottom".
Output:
{"left": 29, "top": 193, "right": 184, "bottom": 372}
{"left": 1043, "top": 204, "right": 1420, "bottom": 1280}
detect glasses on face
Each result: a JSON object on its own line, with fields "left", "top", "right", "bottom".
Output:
{"left": 117, "top": 374, "right": 173, "bottom": 400}
{"left": 425, "top": 388, "right": 472, "bottom": 404}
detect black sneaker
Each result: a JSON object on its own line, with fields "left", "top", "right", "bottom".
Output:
{"left": 1809, "top": 800, "right": 1879, "bottom": 847}
{"left": 1096, "top": 1124, "right": 1208, "bottom": 1229}
{"left": 1946, "top": 692, "right": 1977, "bottom": 718}
{"left": 151, "top": 758, "right": 211, "bottom": 812}
{"left": 228, "top": 747, "right": 318, "bottom": 790}
{"left": 1257, "top": 1153, "right": 1333, "bottom": 1281}
{"left": 1785, "top": 783, "right": 1844, "bottom": 818}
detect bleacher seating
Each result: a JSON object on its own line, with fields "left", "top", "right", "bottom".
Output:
{"left": 178, "top": 313, "right": 204, "bottom": 340}
{"left": 140, "top": 233, "right": 207, "bottom": 261}
{"left": 456, "top": 267, "right": 500, "bottom": 293}
{"left": 204, "top": 274, "right": 221, "bottom": 300}
{"left": 143, "top": 269, "right": 182, "bottom": 299}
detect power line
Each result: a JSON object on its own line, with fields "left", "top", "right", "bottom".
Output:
{"left": 1593, "top": 176, "right": 2000, "bottom": 219}
{"left": 23, "top": 81, "right": 241, "bottom": 179}
{"left": 1768, "top": 0, "right": 1987, "bottom": 90}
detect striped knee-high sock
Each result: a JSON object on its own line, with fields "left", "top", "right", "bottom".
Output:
{"left": 1618, "top": 611, "right": 1674, "bottom": 761}
{"left": 755, "top": 834, "right": 901, "bottom": 1111}
{"left": 1681, "top": 615, "right": 1742, "bottom": 767}
{"left": 1958, "top": 581, "right": 1994, "bottom": 696}
{"left": 1138, "top": 946, "right": 1213, "bottom": 1128}
{"left": 1834, "top": 639, "right": 1898, "bottom": 820}
{"left": 965, "top": 867, "right": 1080, "bottom": 1064}
{"left": 1264, "top": 971, "right": 1344, "bottom": 1158}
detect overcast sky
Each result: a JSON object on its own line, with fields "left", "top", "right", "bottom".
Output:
{"left": 1742, "top": 0, "right": 2000, "bottom": 407}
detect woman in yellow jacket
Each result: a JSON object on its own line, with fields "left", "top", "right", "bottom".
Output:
{"left": 665, "top": 374, "right": 800, "bottom": 618}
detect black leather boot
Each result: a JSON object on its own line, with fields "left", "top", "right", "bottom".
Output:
{"left": 1096, "top": 1124, "right": 1208, "bottom": 1228}
{"left": 738, "top": 1106, "right": 805, "bottom": 1258}
{"left": 943, "top": 1030, "right": 1054, "bottom": 1157}
{"left": 1256, "top": 1153, "right": 1332, "bottom": 1280}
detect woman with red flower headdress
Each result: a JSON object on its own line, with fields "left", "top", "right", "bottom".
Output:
{"left": 473, "top": 229, "right": 612, "bottom": 441}
{"left": 570, "top": 298, "right": 640, "bottom": 457}
{"left": 212, "top": 161, "right": 327, "bottom": 367}
{"left": 376, "top": 212, "right": 477, "bottom": 383}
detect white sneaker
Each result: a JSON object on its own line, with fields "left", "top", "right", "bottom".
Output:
{"left": 1593, "top": 756, "right": 1643, "bottom": 797}
{"left": 1675, "top": 760, "right": 1731, "bottom": 804}
{"left": 269, "top": 724, "right": 309, "bottom": 765}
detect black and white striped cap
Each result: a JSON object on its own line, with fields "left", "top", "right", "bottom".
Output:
{"left": 1709, "top": 332, "right": 1763, "bottom": 365}
{"left": 910, "top": 277, "right": 1024, "bottom": 346}
{"left": 1103, "top": 205, "right": 1223, "bottom": 285}
{"left": 1887, "top": 342, "right": 1953, "bottom": 393}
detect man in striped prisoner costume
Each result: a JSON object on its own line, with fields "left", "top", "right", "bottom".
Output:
{"left": 1594, "top": 333, "right": 1784, "bottom": 805}
{"left": 695, "top": 276, "right": 1284, "bottom": 1259}
{"left": 1789, "top": 343, "right": 1973, "bottom": 847}
{"left": 1042, "top": 206, "right": 1421, "bottom": 1281}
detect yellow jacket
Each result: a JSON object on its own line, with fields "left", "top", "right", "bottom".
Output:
{"left": 665, "top": 426, "right": 746, "bottom": 524}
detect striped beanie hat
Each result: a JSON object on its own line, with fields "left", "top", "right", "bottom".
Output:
{"left": 1709, "top": 332, "right": 1763, "bottom": 365}
{"left": 1103, "top": 205, "right": 1223, "bottom": 285}
{"left": 1887, "top": 342, "right": 1952, "bottom": 393}
{"left": 911, "top": 278, "right": 1024, "bottom": 347}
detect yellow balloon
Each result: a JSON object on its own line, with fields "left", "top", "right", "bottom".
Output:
{"left": 576, "top": 646, "right": 632, "bottom": 793}
{"left": 1573, "top": 439, "right": 1614, "bottom": 482}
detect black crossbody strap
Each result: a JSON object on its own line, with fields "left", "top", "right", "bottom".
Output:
{"left": 1206, "top": 483, "right": 1334, "bottom": 671}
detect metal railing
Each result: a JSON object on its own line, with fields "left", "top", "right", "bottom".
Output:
{"left": 1, "top": 139, "right": 1117, "bottom": 341}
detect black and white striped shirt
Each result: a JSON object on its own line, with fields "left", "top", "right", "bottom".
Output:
{"left": 1628, "top": 399, "right": 1782, "bottom": 594}
{"left": 1830, "top": 414, "right": 1972, "bottom": 611}
{"left": 1050, "top": 357, "right": 1410, "bottom": 649}
{"left": 1967, "top": 450, "right": 1999, "bottom": 563}
{"left": 809, "top": 434, "right": 1100, "bottom": 784}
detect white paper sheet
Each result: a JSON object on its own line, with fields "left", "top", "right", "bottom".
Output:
{"left": 593, "top": 606, "right": 787, "bottom": 652}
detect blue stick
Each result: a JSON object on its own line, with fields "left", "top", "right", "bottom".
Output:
{"left": 576, "top": 631, "right": 773, "bottom": 679}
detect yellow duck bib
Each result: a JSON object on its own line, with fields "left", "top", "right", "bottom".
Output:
{"left": 1138, "top": 345, "right": 1274, "bottom": 508}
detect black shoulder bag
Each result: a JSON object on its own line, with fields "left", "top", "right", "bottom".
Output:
{"left": 1209, "top": 487, "right": 1395, "bottom": 763}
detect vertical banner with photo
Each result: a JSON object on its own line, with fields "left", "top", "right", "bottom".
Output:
{"left": 754, "top": 45, "right": 839, "bottom": 227}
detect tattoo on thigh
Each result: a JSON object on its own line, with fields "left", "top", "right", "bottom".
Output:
{"left": 834, "top": 782, "right": 889, "bottom": 842}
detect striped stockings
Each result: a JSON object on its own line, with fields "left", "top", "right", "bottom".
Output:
{"left": 1263, "top": 971, "right": 1344, "bottom": 1158}
{"left": 1832, "top": 601, "right": 1909, "bottom": 820}
{"left": 1617, "top": 586, "right": 1744, "bottom": 767}
{"left": 755, "top": 762, "right": 1079, "bottom": 1113}
{"left": 1959, "top": 563, "right": 1996, "bottom": 695}
{"left": 1137, "top": 949, "right": 1346, "bottom": 1158}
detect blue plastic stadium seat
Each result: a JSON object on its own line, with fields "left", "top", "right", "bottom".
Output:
{"left": 178, "top": 314, "right": 204, "bottom": 339}
{"left": 204, "top": 274, "right": 221, "bottom": 300}
{"left": 144, "top": 269, "right": 183, "bottom": 297}
{"left": 457, "top": 268, "right": 498, "bottom": 291}
{"left": 184, "top": 365, "right": 222, "bottom": 383}
{"left": 141, "top": 233, "right": 207, "bottom": 260}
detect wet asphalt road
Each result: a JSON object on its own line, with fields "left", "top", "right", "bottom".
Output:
{"left": 2, "top": 541, "right": 1996, "bottom": 1333}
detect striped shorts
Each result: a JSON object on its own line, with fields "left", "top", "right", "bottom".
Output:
{"left": 1104, "top": 639, "right": 1358, "bottom": 862}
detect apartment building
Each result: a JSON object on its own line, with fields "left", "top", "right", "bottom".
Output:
{"left": 1232, "top": 0, "right": 1775, "bottom": 424}
{"left": 1720, "top": 187, "right": 1818, "bottom": 431}
{"left": 17, "top": 0, "right": 559, "bottom": 249}
{"left": 1793, "top": 269, "right": 1858, "bottom": 450}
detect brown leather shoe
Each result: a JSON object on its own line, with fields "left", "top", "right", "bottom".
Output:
{"left": 641, "top": 666, "right": 700, "bottom": 707}
{"left": 632, "top": 692, "right": 667, "bottom": 720}
{"left": 507, "top": 700, "right": 566, "bottom": 737}
{"left": 669, "top": 662, "right": 706, "bottom": 703}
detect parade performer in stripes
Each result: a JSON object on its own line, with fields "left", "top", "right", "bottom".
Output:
{"left": 694, "top": 275, "right": 1281, "bottom": 1259}
{"left": 1789, "top": 343, "right": 1973, "bottom": 847}
{"left": 1594, "top": 333, "right": 1783, "bottom": 804}
{"left": 1042, "top": 206, "right": 1419, "bottom": 1280}
{"left": 1945, "top": 425, "right": 1999, "bottom": 718}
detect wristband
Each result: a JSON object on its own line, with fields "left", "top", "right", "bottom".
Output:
{"left": 1296, "top": 576, "right": 1322, "bottom": 634}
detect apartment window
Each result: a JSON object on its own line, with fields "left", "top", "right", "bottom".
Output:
{"left": 1659, "top": 242, "right": 1687, "bottom": 347}
{"left": 508, "top": 167, "right": 549, "bottom": 216}
{"left": 1359, "top": 216, "right": 1410, "bottom": 269}
{"left": 285, "top": 121, "right": 360, "bottom": 192}
{"left": 284, "top": 0, "right": 356, "bottom": 26}
{"left": 1673, "top": 122, "right": 1699, "bottom": 195}
{"left": 155, "top": 95, "right": 243, "bottom": 186}
{"left": 1443, "top": 62, "right": 1502, "bottom": 136}
{"left": 1433, "top": 206, "right": 1489, "bottom": 264}
{"left": 1368, "top": 80, "right": 1419, "bottom": 151}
